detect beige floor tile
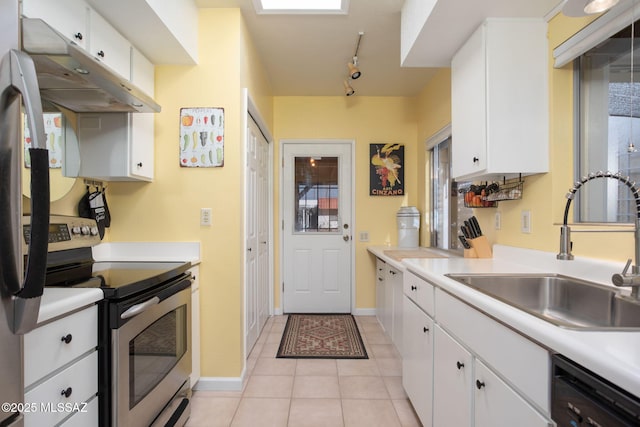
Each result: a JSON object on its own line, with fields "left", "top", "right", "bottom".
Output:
{"left": 260, "top": 342, "right": 281, "bottom": 358}
{"left": 267, "top": 332, "right": 284, "bottom": 344}
{"left": 392, "top": 399, "right": 422, "bottom": 427}
{"left": 369, "top": 344, "right": 400, "bottom": 359}
{"left": 383, "top": 376, "right": 408, "bottom": 399}
{"left": 342, "top": 399, "right": 401, "bottom": 427}
{"left": 230, "top": 397, "right": 290, "bottom": 427}
{"left": 243, "top": 375, "right": 294, "bottom": 398}
{"left": 363, "top": 330, "right": 392, "bottom": 345}
{"left": 376, "top": 358, "right": 403, "bottom": 377}
{"left": 336, "top": 359, "right": 380, "bottom": 376}
{"left": 252, "top": 357, "right": 297, "bottom": 376}
{"left": 288, "top": 398, "right": 344, "bottom": 427}
{"left": 186, "top": 396, "right": 240, "bottom": 427}
{"left": 293, "top": 376, "right": 341, "bottom": 399}
{"left": 192, "top": 390, "right": 243, "bottom": 398}
{"left": 295, "top": 359, "right": 338, "bottom": 376}
{"left": 339, "top": 376, "right": 390, "bottom": 399}
{"left": 355, "top": 315, "right": 379, "bottom": 324}
{"left": 270, "top": 323, "right": 286, "bottom": 334}
{"left": 359, "top": 322, "right": 385, "bottom": 334}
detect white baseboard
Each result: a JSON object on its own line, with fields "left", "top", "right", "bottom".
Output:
{"left": 273, "top": 308, "right": 283, "bottom": 315}
{"left": 193, "top": 376, "right": 245, "bottom": 392}
{"left": 352, "top": 308, "right": 376, "bottom": 316}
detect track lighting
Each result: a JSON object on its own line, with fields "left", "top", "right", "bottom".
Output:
{"left": 343, "top": 32, "right": 363, "bottom": 96}
{"left": 348, "top": 57, "right": 361, "bottom": 79}
{"left": 343, "top": 80, "right": 355, "bottom": 96}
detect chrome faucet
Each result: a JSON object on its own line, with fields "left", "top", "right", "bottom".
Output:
{"left": 557, "top": 171, "right": 640, "bottom": 300}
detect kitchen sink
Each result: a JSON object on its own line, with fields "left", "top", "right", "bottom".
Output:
{"left": 444, "top": 273, "right": 640, "bottom": 330}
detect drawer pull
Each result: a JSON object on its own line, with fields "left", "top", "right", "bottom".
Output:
{"left": 389, "top": 270, "right": 396, "bottom": 275}
{"left": 60, "top": 387, "right": 72, "bottom": 398}
{"left": 456, "top": 361, "right": 464, "bottom": 370}
{"left": 74, "top": 32, "right": 83, "bottom": 40}
{"left": 476, "top": 380, "right": 485, "bottom": 390}
{"left": 61, "top": 334, "right": 73, "bottom": 344}
{"left": 423, "top": 326, "right": 429, "bottom": 333}
{"left": 411, "top": 285, "right": 417, "bottom": 291}
{"left": 97, "top": 50, "right": 105, "bottom": 58}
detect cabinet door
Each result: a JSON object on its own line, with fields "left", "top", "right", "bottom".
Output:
{"left": 375, "top": 258, "right": 385, "bottom": 326}
{"left": 130, "top": 114, "right": 154, "bottom": 180}
{"left": 475, "top": 360, "right": 552, "bottom": 427}
{"left": 433, "top": 325, "right": 472, "bottom": 427}
{"left": 382, "top": 265, "right": 395, "bottom": 336}
{"left": 451, "top": 22, "right": 487, "bottom": 179}
{"left": 89, "top": 9, "right": 131, "bottom": 79}
{"left": 390, "top": 268, "right": 403, "bottom": 354}
{"left": 22, "top": 0, "right": 88, "bottom": 50}
{"left": 402, "top": 296, "right": 433, "bottom": 427}
{"left": 131, "top": 47, "right": 155, "bottom": 97}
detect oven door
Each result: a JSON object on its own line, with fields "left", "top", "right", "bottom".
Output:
{"left": 112, "top": 279, "right": 191, "bottom": 427}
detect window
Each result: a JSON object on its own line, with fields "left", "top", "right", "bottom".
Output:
{"left": 253, "top": 0, "right": 348, "bottom": 14}
{"left": 294, "top": 156, "right": 339, "bottom": 232}
{"left": 576, "top": 19, "right": 640, "bottom": 223}
{"left": 430, "top": 137, "right": 473, "bottom": 250}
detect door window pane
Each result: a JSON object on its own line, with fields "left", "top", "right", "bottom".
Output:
{"left": 294, "top": 156, "right": 339, "bottom": 232}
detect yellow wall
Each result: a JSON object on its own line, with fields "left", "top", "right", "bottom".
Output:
{"left": 272, "top": 96, "right": 419, "bottom": 309}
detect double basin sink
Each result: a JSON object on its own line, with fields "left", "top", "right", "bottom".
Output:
{"left": 445, "top": 273, "right": 640, "bottom": 330}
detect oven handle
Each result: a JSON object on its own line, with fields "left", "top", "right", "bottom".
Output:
{"left": 120, "top": 296, "right": 160, "bottom": 320}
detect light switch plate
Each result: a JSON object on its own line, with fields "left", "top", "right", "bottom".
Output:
{"left": 359, "top": 231, "right": 370, "bottom": 242}
{"left": 521, "top": 210, "right": 531, "bottom": 233}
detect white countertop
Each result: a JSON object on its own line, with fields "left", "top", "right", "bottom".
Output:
{"left": 382, "top": 244, "right": 640, "bottom": 399}
{"left": 38, "top": 287, "right": 103, "bottom": 324}
{"left": 92, "top": 241, "right": 201, "bottom": 264}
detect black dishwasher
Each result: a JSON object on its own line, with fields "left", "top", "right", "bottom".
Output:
{"left": 552, "top": 354, "right": 640, "bottom": 426}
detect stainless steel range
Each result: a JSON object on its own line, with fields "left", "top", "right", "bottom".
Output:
{"left": 28, "top": 215, "right": 193, "bottom": 427}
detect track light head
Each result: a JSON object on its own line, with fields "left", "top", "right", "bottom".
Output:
{"left": 348, "top": 57, "right": 361, "bottom": 79}
{"left": 343, "top": 80, "right": 355, "bottom": 96}
{"left": 584, "top": 0, "right": 619, "bottom": 14}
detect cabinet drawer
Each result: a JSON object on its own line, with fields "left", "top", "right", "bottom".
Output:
{"left": 436, "top": 288, "right": 549, "bottom": 412}
{"left": 24, "top": 305, "right": 97, "bottom": 387}
{"left": 403, "top": 271, "right": 434, "bottom": 317}
{"left": 24, "top": 351, "right": 98, "bottom": 427}
{"left": 58, "top": 395, "right": 98, "bottom": 427}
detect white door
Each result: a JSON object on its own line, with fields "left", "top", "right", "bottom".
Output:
{"left": 282, "top": 141, "right": 353, "bottom": 313}
{"left": 245, "top": 117, "right": 270, "bottom": 353}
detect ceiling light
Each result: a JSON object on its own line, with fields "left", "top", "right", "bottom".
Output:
{"left": 562, "top": 0, "right": 619, "bottom": 16}
{"left": 584, "top": 0, "right": 619, "bottom": 14}
{"left": 343, "top": 80, "right": 355, "bottom": 96}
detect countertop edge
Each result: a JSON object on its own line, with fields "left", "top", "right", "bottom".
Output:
{"left": 38, "top": 288, "right": 104, "bottom": 324}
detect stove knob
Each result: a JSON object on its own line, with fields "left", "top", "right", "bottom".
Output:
{"left": 81, "top": 226, "right": 90, "bottom": 235}
{"left": 72, "top": 226, "right": 82, "bottom": 235}
{"left": 90, "top": 226, "right": 99, "bottom": 236}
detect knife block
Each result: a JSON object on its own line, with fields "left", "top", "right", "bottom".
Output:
{"left": 463, "top": 247, "right": 477, "bottom": 258}
{"left": 467, "top": 236, "right": 492, "bottom": 258}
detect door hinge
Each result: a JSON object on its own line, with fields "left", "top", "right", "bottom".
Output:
{"left": 282, "top": 282, "right": 284, "bottom": 292}
{"left": 282, "top": 156, "right": 284, "bottom": 168}
{"left": 282, "top": 220, "right": 284, "bottom": 230}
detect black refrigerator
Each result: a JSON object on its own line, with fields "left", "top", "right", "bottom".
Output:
{"left": 0, "top": 0, "right": 50, "bottom": 425}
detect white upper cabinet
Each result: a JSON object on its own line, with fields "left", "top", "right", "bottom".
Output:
{"left": 451, "top": 18, "right": 549, "bottom": 181}
{"left": 22, "top": 0, "right": 89, "bottom": 50}
{"left": 131, "top": 47, "right": 155, "bottom": 97}
{"left": 88, "top": 9, "right": 131, "bottom": 79}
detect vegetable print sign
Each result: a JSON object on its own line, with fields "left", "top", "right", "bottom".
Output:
{"left": 179, "top": 107, "right": 224, "bottom": 167}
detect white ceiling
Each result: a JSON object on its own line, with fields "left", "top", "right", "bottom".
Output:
{"left": 196, "top": 0, "right": 562, "bottom": 96}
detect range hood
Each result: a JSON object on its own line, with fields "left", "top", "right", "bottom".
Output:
{"left": 21, "top": 18, "right": 161, "bottom": 113}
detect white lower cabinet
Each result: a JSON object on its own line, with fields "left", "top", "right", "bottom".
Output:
{"left": 389, "top": 266, "right": 403, "bottom": 353}
{"left": 24, "top": 305, "right": 98, "bottom": 427}
{"left": 375, "top": 257, "right": 403, "bottom": 354}
{"left": 375, "top": 258, "right": 386, "bottom": 330}
{"left": 402, "top": 295, "right": 433, "bottom": 427}
{"left": 474, "top": 359, "right": 551, "bottom": 427}
{"left": 400, "top": 272, "right": 554, "bottom": 427}
{"left": 189, "top": 265, "right": 201, "bottom": 388}
{"left": 433, "top": 325, "right": 472, "bottom": 427}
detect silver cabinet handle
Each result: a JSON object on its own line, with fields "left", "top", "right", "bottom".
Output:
{"left": 121, "top": 296, "right": 160, "bottom": 319}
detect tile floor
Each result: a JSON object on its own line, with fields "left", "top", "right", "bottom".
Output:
{"left": 186, "top": 315, "right": 422, "bottom": 427}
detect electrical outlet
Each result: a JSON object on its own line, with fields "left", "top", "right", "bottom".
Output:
{"left": 494, "top": 211, "right": 501, "bottom": 230}
{"left": 359, "top": 231, "right": 370, "bottom": 242}
{"left": 521, "top": 210, "right": 531, "bottom": 233}
{"left": 200, "top": 208, "right": 212, "bottom": 226}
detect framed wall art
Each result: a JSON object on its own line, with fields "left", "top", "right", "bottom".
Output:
{"left": 179, "top": 107, "right": 224, "bottom": 167}
{"left": 370, "top": 143, "right": 404, "bottom": 196}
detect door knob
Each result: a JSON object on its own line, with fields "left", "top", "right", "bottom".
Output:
{"left": 343, "top": 235, "right": 350, "bottom": 242}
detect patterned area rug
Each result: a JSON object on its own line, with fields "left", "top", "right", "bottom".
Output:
{"left": 277, "top": 314, "right": 368, "bottom": 359}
